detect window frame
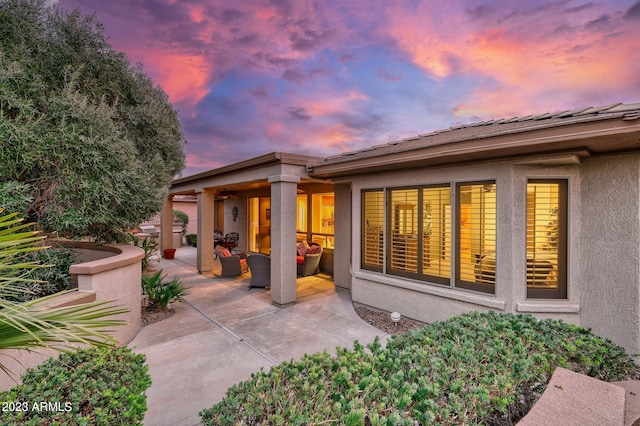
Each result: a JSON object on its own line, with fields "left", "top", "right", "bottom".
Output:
{"left": 361, "top": 189, "right": 385, "bottom": 272}
{"left": 454, "top": 181, "right": 497, "bottom": 295}
{"left": 526, "top": 179, "right": 568, "bottom": 299}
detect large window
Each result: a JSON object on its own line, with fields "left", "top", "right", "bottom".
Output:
{"left": 456, "top": 182, "right": 496, "bottom": 294}
{"left": 361, "top": 181, "right": 495, "bottom": 294}
{"left": 311, "top": 193, "right": 334, "bottom": 248}
{"left": 423, "top": 186, "right": 451, "bottom": 284}
{"left": 362, "top": 190, "right": 384, "bottom": 271}
{"left": 296, "top": 192, "right": 335, "bottom": 249}
{"left": 526, "top": 180, "right": 567, "bottom": 299}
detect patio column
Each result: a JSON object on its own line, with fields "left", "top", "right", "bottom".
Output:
{"left": 268, "top": 174, "right": 300, "bottom": 307}
{"left": 333, "top": 183, "right": 352, "bottom": 290}
{"left": 196, "top": 188, "right": 216, "bottom": 273}
{"left": 160, "top": 195, "right": 174, "bottom": 255}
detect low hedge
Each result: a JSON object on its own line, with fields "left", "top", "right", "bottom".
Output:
{"left": 0, "top": 346, "right": 152, "bottom": 425}
{"left": 200, "top": 311, "right": 639, "bottom": 425}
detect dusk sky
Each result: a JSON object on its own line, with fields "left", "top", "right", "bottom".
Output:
{"left": 56, "top": 0, "right": 640, "bottom": 177}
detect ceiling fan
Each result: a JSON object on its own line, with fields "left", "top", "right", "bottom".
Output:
{"left": 216, "top": 190, "right": 238, "bottom": 200}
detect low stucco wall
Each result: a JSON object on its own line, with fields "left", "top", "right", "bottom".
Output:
{"left": 67, "top": 242, "right": 144, "bottom": 344}
{"left": 0, "top": 242, "right": 143, "bottom": 391}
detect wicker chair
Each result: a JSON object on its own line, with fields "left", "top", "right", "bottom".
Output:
{"left": 215, "top": 246, "right": 248, "bottom": 277}
{"left": 296, "top": 242, "right": 323, "bottom": 276}
{"left": 246, "top": 253, "right": 271, "bottom": 288}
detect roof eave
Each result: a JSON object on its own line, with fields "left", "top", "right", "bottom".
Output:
{"left": 310, "top": 118, "right": 640, "bottom": 178}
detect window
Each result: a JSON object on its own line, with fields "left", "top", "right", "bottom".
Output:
{"left": 311, "top": 193, "right": 334, "bottom": 248}
{"left": 361, "top": 181, "right": 496, "bottom": 294}
{"left": 362, "top": 190, "right": 384, "bottom": 271}
{"left": 526, "top": 180, "right": 567, "bottom": 299}
{"left": 296, "top": 194, "right": 308, "bottom": 242}
{"left": 389, "top": 189, "right": 419, "bottom": 274}
{"left": 456, "top": 182, "right": 496, "bottom": 294}
{"left": 422, "top": 186, "right": 451, "bottom": 284}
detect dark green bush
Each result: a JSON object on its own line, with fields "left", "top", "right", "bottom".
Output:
{"left": 186, "top": 233, "right": 197, "bottom": 247}
{"left": 0, "top": 346, "right": 152, "bottom": 425}
{"left": 142, "top": 270, "right": 186, "bottom": 310}
{"left": 200, "top": 311, "right": 639, "bottom": 425}
{"left": 173, "top": 210, "right": 189, "bottom": 235}
{"left": 13, "top": 245, "right": 79, "bottom": 302}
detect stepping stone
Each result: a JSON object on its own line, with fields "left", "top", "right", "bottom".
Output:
{"left": 518, "top": 367, "right": 625, "bottom": 426}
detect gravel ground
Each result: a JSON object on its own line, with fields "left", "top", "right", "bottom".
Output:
{"left": 354, "top": 306, "right": 426, "bottom": 335}
{"left": 141, "top": 306, "right": 175, "bottom": 327}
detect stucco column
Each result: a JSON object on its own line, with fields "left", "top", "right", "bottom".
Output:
{"left": 160, "top": 195, "right": 174, "bottom": 254}
{"left": 196, "top": 188, "right": 216, "bottom": 273}
{"left": 268, "top": 174, "right": 300, "bottom": 307}
{"left": 333, "top": 183, "right": 352, "bottom": 290}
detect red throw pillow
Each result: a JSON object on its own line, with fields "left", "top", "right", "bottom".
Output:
{"left": 220, "top": 248, "right": 231, "bottom": 257}
{"left": 296, "top": 243, "right": 308, "bottom": 256}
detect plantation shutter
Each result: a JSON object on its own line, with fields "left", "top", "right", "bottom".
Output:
{"left": 456, "top": 182, "right": 496, "bottom": 294}
{"left": 422, "top": 186, "right": 451, "bottom": 283}
{"left": 388, "top": 189, "right": 419, "bottom": 274}
{"left": 362, "top": 190, "right": 384, "bottom": 271}
{"left": 526, "top": 180, "right": 567, "bottom": 299}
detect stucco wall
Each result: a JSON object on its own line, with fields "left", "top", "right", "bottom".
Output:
{"left": 580, "top": 153, "right": 640, "bottom": 353}
{"left": 349, "top": 158, "right": 586, "bottom": 332}
{"left": 0, "top": 243, "right": 143, "bottom": 390}
{"left": 69, "top": 243, "right": 143, "bottom": 345}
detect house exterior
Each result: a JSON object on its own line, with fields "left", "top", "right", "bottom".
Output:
{"left": 163, "top": 103, "right": 640, "bottom": 353}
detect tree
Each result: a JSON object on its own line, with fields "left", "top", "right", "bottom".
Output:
{"left": 0, "top": 0, "right": 186, "bottom": 242}
{"left": 0, "top": 210, "right": 127, "bottom": 375}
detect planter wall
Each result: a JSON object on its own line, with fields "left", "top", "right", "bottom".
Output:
{"left": 0, "top": 242, "right": 144, "bottom": 391}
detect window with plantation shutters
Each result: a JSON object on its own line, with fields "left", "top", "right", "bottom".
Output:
{"left": 362, "top": 190, "right": 384, "bottom": 271}
{"left": 456, "top": 182, "right": 496, "bottom": 294}
{"left": 422, "top": 186, "right": 451, "bottom": 284}
{"left": 389, "top": 189, "right": 419, "bottom": 274}
{"left": 526, "top": 180, "right": 567, "bottom": 299}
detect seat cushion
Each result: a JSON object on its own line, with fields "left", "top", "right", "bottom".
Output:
{"left": 296, "top": 256, "right": 304, "bottom": 265}
{"left": 240, "top": 258, "right": 246, "bottom": 265}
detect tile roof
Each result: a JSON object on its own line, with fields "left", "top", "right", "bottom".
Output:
{"left": 316, "top": 102, "right": 640, "bottom": 166}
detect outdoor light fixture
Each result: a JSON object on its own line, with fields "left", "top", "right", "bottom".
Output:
{"left": 390, "top": 312, "right": 401, "bottom": 326}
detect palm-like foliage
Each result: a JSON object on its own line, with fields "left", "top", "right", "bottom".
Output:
{"left": 0, "top": 210, "right": 127, "bottom": 375}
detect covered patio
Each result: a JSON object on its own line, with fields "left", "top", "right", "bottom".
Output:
{"left": 159, "top": 152, "right": 352, "bottom": 307}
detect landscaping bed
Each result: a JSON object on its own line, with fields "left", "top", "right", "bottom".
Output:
{"left": 200, "top": 311, "right": 640, "bottom": 425}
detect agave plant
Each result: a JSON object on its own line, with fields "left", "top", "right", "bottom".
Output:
{"left": 0, "top": 209, "right": 127, "bottom": 375}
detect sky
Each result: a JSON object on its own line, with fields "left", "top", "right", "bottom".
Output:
{"left": 56, "top": 0, "right": 640, "bottom": 177}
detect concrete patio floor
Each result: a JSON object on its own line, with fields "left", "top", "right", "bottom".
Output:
{"left": 128, "top": 246, "right": 389, "bottom": 426}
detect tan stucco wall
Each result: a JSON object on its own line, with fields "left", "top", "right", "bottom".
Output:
{"left": 345, "top": 155, "right": 640, "bottom": 347}
{"left": 579, "top": 153, "right": 640, "bottom": 353}
{"left": 70, "top": 243, "right": 143, "bottom": 344}
{"left": 0, "top": 243, "right": 143, "bottom": 390}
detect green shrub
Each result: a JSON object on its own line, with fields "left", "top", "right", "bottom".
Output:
{"left": 13, "top": 245, "right": 79, "bottom": 302}
{"left": 173, "top": 210, "right": 189, "bottom": 235}
{"left": 0, "top": 346, "right": 152, "bottom": 425}
{"left": 200, "top": 312, "right": 639, "bottom": 425}
{"left": 142, "top": 270, "right": 186, "bottom": 309}
{"left": 186, "top": 233, "right": 197, "bottom": 247}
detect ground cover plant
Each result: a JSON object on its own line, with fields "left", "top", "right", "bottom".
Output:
{"left": 142, "top": 270, "right": 186, "bottom": 310}
{"left": 200, "top": 311, "right": 639, "bottom": 425}
{"left": 0, "top": 346, "right": 151, "bottom": 425}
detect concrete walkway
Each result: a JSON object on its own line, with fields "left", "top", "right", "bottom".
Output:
{"left": 128, "top": 246, "right": 388, "bottom": 426}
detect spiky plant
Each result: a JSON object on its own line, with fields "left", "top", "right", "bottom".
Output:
{"left": 0, "top": 209, "right": 127, "bottom": 375}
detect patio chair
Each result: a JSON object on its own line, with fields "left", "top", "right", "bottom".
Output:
{"left": 296, "top": 242, "right": 323, "bottom": 276}
{"left": 246, "top": 253, "right": 271, "bottom": 288}
{"left": 215, "top": 246, "right": 248, "bottom": 277}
